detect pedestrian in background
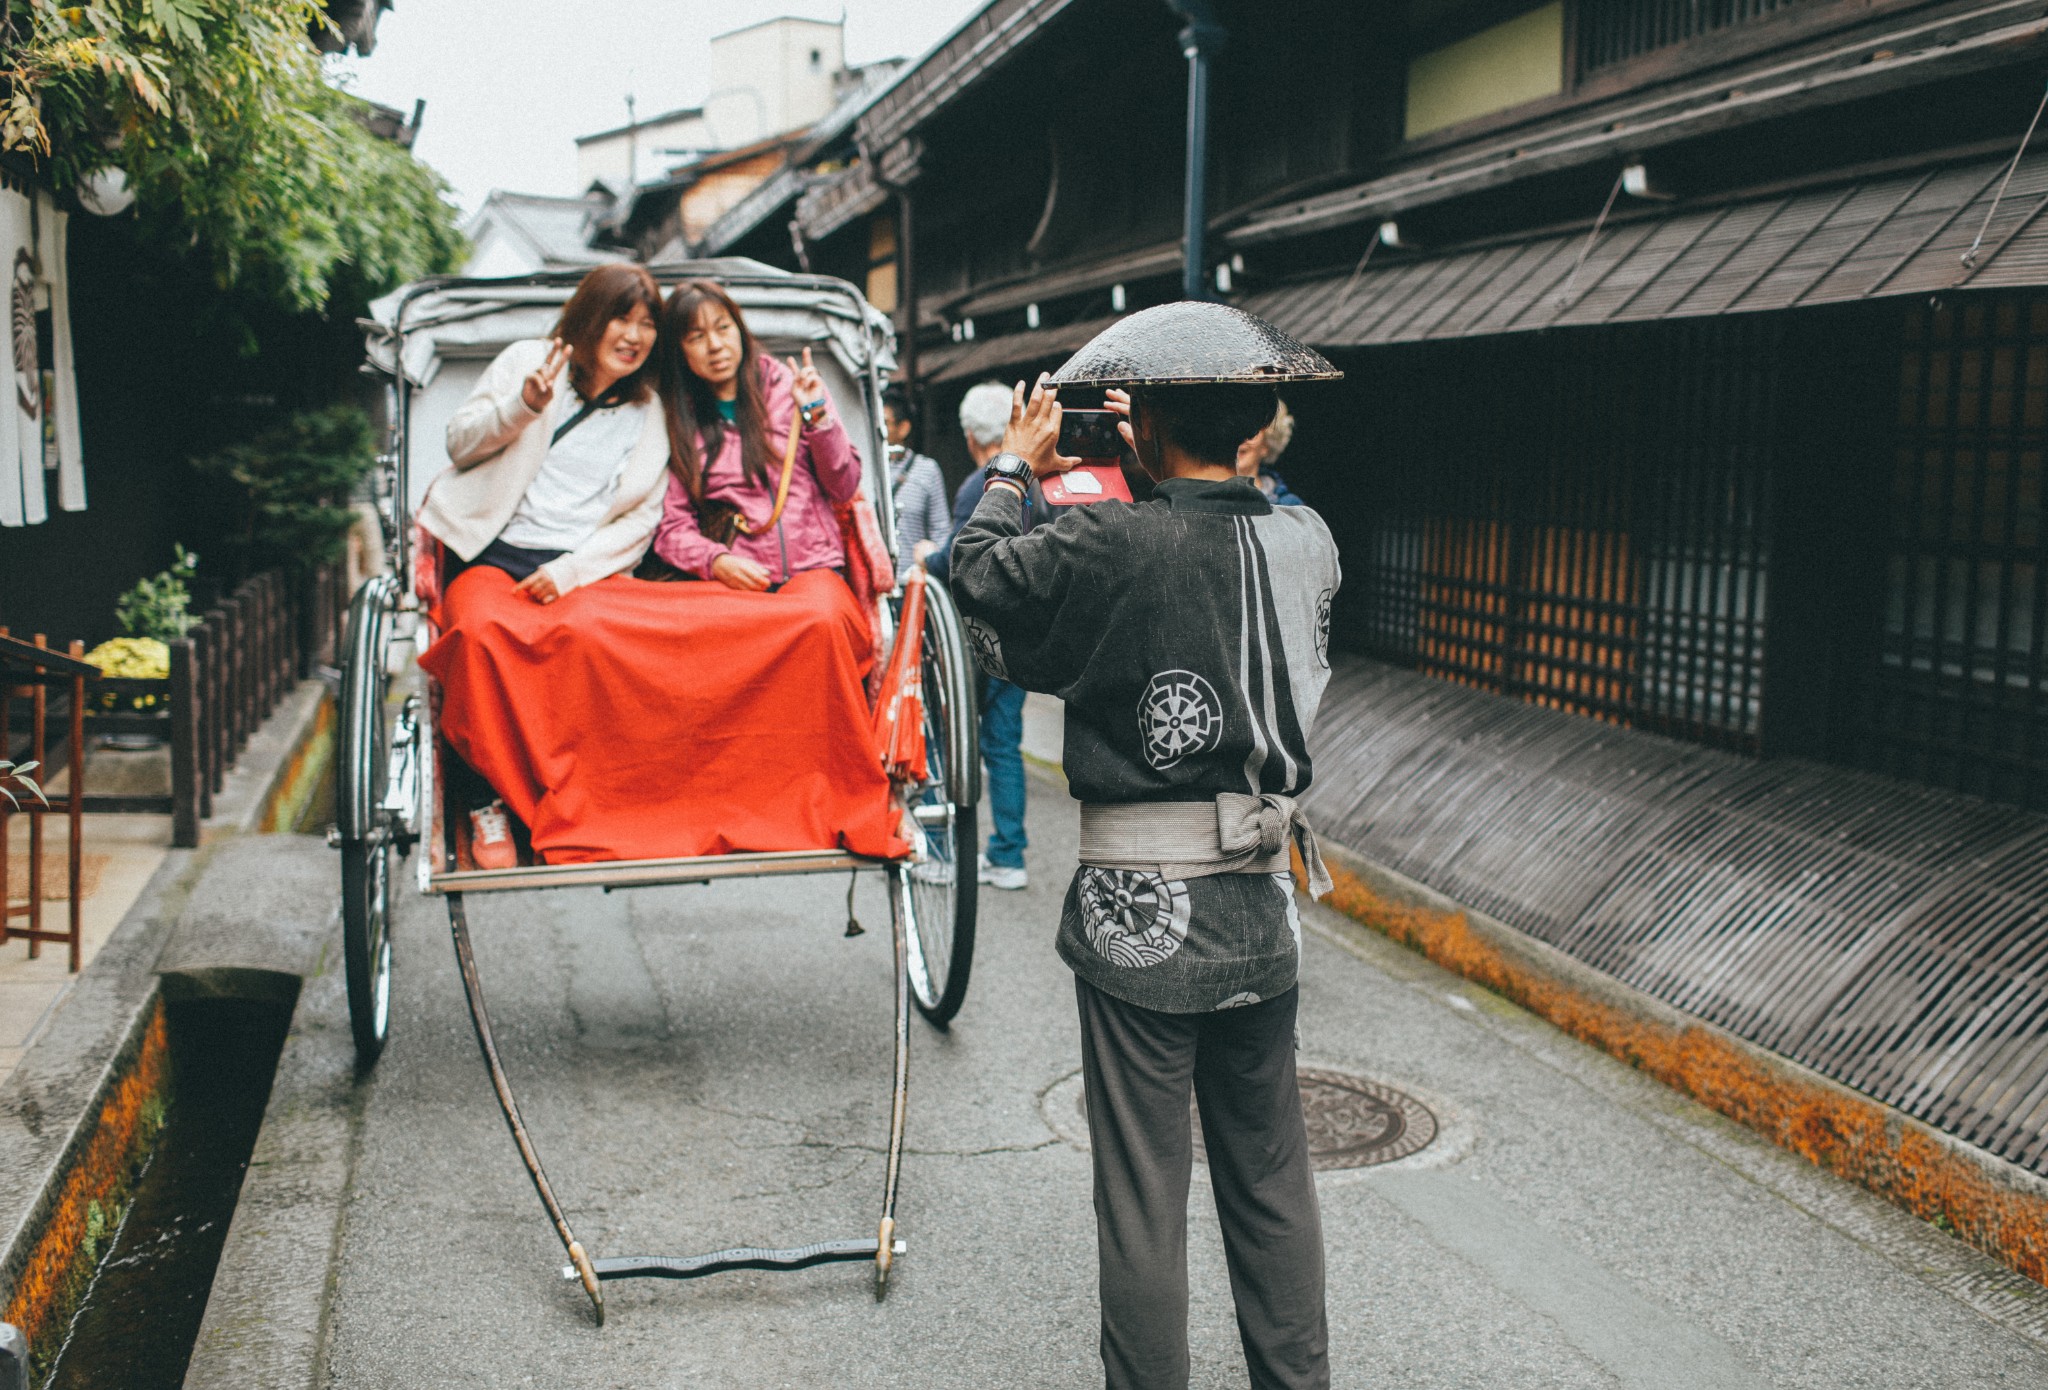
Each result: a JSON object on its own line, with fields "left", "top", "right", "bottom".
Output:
{"left": 951, "top": 304, "right": 1344, "bottom": 1390}
{"left": 927, "top": 379, "right": 1035, "bottom": 891}
{"left": 1235, "top": 397, "right": 1304, "bottom": 506}
{"left": 883, "top": 384, "right": 949, "bottom": 581}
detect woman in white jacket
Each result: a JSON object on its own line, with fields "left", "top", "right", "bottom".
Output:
{"left": 418, "top": 263, "right": 667, "bottom": 865}
{"left": 419, "top": 263, "right": 669, "bottom": 600}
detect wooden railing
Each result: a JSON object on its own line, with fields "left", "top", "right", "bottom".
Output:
{"left": 0, "top": 633, "right": 94, "bottom": 971}
{"left": 14, "top": 560, "right": 348, "bottom": 850}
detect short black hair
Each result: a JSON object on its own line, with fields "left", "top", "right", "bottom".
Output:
{"left": 881, "top": 384, "right": 919, "bottom": 430}
{"left": 1135, "top": 384, "right": 1279, "bottom": 467}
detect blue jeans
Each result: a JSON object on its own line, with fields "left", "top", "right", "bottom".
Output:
{"left": 980, "top": 677, "right": 1028, "bottom": 868}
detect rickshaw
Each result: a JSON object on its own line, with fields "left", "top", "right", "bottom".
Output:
{"left": 347, "top": 261, "right": 980, "bottom": 1322}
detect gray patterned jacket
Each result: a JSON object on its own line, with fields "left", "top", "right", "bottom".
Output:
{"left": 951, "top": 475, "right": 1341, "bottom": 1012}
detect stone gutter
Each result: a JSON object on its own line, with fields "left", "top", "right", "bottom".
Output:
{"left": 0, "top": 681, "right": 333, "bottom": 1380}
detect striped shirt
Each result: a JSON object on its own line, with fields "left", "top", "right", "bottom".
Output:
{"left": 891, "top": 451, "right": 951, "bottom": 583}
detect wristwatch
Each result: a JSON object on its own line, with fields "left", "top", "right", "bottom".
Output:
{"left": 983, "top": 452, "right": 1032, "bottom": 495}
{"left": 799, "top": 397, "right": 829, "bottom": 429}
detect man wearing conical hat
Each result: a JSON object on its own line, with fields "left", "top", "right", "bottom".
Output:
{"left": 951, "top": 302, "right": 1341, "bottom": 1390}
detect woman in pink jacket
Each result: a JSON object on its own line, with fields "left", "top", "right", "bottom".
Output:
{"left": 650, "top": 279, "right": 862, "bottom": 585}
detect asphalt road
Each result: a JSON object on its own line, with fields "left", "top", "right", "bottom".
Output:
{"left": 315, "top": 773, "right": 2048, "bottom": 1388}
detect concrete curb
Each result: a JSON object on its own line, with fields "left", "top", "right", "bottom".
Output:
{"left": 0, "top": 678, "right": 335, "bottom": 1379}
{"left": 180, "top": 960, "right": 356, "bottom": 1390}
{"left": 1309, "top": 840, "right": 2048, "bottom": 1297}
{"left": 209, "top": 681, "right": 332, "bottom": 839}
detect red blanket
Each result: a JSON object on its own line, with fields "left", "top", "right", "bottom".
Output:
{"left": 422, "top": 566, "right": 908, "bottom": 863}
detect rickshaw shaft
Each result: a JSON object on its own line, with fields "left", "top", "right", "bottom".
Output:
{"left": 447, "top": 894, "right": 606, "bottom": 1324}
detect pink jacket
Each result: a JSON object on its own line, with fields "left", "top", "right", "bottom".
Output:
{"left": 652, "top": 356, "right": 863, "bottom": 583}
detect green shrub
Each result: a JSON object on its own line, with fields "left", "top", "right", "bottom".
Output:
{"left": 115, "top": 545, "right": 199, "bottom": 641}
{"left": 193, "top": 404, "right": 377, "bottom": 574}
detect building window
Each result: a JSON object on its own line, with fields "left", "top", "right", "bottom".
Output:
{"left": 1342, "top": 316, "right": 1774, "bottom": 750}
{"left": 865, "top": 214, "right": 898, "bottom": 316}
{"left": 1851, "top": 297, "right": 2048, "bottom": 810}
{"left": 1576, "top": 0, "right": 1807, "bottom": 74}
{"left": 1404, "top": 2, "right": 1564, "bottom": 140}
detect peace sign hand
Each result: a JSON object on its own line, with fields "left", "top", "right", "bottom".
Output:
{"left": 522, "top": 338, "right": 569, "bottom": 413}
{"left": 788, "top": 347, "right": 827, "bottom": 423}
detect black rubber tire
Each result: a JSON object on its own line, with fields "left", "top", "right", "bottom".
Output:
{"left": 340, "top": 840, "right": 392, "bottom": 1066}
{"left": 338, "top": 579, "right": 396, "bottom": 1067}
{"left": 904, "top": 582, "right": 979, "bottom": 1027}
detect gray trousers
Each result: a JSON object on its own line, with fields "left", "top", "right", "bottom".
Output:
{"left": 1076, "top": 978, "right": 1330, "bottom": 1390}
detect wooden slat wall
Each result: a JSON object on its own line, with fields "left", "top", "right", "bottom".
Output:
{"left": 1302, "top": 653, "right": 2048, "bottom": 1176}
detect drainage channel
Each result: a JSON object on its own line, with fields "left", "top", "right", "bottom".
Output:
{"left": 38, "top": 994, "right": 293, "bottom": 1390}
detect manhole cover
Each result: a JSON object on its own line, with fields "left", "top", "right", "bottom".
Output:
{"left": 1287, "top": 1068, "right": 1437, "bottom": 1171}
{"left": 1054, "top": 1066, "right": 1437, "bottom": 1171}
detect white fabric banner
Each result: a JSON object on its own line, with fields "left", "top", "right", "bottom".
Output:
{"left": 42, "top": 195, "right": 83, "bottom": 512}
{"left": 0, "top": 185, "right": 25, "bottom": 527}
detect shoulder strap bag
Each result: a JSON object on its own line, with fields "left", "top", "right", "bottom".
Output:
{"left": 548, "top": 378, "right": 634, "bottom": 446}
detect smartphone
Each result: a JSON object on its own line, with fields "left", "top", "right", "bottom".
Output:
{"left": 1057, "top": 408, "right": 1124, "bottom": 460}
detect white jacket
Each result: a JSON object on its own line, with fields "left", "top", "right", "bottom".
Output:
{"left": 418, "top": 339, "right": 670, "bottom": 594}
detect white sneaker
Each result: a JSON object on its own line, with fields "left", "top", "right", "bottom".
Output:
{"left": 978, "top": 853, "right": 1027, "bottom": 891}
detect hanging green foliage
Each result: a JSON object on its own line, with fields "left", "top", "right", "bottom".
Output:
{"left": 3, "top": 0, "right": 465, "bottom": 311}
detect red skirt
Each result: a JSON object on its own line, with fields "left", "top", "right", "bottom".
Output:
{"left": 420, "top": 566, "right": 907, "bottom": 864}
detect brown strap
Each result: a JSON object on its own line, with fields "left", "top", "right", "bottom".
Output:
{"left": 736, "top": 403, "right": 804, "bottom": 536}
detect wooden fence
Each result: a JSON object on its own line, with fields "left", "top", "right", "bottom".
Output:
{"left": 58, "top": 562, "right": 347, "bottom": 847}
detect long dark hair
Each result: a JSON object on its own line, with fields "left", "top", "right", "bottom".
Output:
{"left": 554, "top": 263, "right": 662, "bottom": 403}
{"left": 658, "top": 279, "right": 776, "bottom": 499}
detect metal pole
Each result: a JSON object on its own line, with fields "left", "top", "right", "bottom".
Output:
{"left": 1170, "top": 2, "right": 1226, "bottom": 302}
{"left": 1182, "top": 43, "right": 1209, "bottom": 301}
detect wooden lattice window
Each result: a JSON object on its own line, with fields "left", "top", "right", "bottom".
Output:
{"left": 1334, "top": 317, "right": 1774, "bottom": 750}
{"left": 1851, "top": 297, "right": 2048, "bottom": 809}
{"left": 1575, "top": 0, "right": 1809, "bottom": 74}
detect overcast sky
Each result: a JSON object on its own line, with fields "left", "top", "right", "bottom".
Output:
{"left": 336, "top": 2, "right": 984, "bottom": 215}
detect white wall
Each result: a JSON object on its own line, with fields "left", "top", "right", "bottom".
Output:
{"left": 702, "top": 17, "right": 843, "bottom": 147}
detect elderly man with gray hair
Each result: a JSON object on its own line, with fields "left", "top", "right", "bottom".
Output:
{"left": 927, "top": 380, "right": 1039, "bottom": 889}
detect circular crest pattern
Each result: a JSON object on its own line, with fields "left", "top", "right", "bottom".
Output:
{"left": 1078, "top": 867, "right": 1190, "bottom": 968}
{"left": 1137, "top": 669, "right": 1223, "bottom": 769}
{"left": 12, "top": 251, "right": 39, "bottom": 418}
{"left": 963, "top": 615, "right": 1006, "bottom": 680}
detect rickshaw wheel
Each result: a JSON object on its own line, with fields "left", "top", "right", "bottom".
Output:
{"left": 903, "top": 580, "right": 979, "bottom": 1027}
{"left": 338, "top": 576, "right": 399, "bottom": 1066}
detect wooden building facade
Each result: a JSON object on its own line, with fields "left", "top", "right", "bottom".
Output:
{"left": 708, "top": 0, "right": 2048, "bottom": 816}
